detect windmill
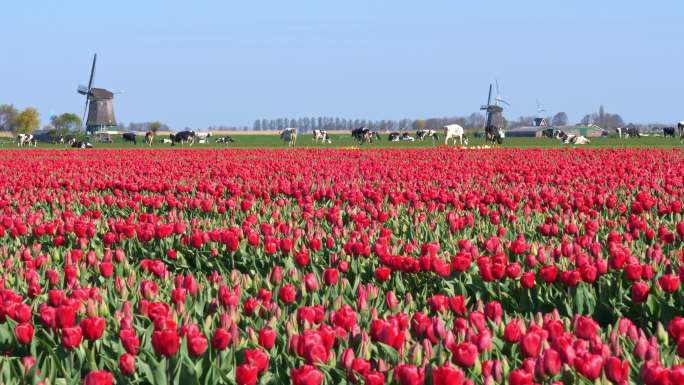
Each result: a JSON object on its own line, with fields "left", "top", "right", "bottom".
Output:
{"left": 77, "top": 54, "right": 117, "bottom": 133}
{"left": 480, "top": 82, "right": 506, "bottom": 144}
{"left": 494, "top": 80, "right": 510, "bottom": 107}
{"left": 532, "top": 99, "right": 549, "bottom": 128}
{"left": 536, "top": 99, "right": 546, "bottom": 116}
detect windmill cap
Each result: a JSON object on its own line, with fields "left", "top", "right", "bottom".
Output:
{"left": 89, "top": 88, "right": 114, "bottom": 99}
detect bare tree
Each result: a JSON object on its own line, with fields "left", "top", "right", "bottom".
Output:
{"left": 551, "top": 112, "right": 568, "bottom": 126}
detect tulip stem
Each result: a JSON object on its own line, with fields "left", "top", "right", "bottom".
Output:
{"left": 166, "top": 357, "right": 172, "bottom": 385}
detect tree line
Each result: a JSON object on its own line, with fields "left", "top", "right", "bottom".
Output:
{"left": 0, "top": 104, "right": 82, "bottom": 136}
{"left": 253, "top": 113, "right": 489, "bottom": 133}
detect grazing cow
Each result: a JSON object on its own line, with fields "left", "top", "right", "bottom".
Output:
{"left": 416, "top": 129, "right": 439, "bottom": 141}
{"left": 351, "top": 127, "right": 379, "bottom": 144}
{"left": 541, "top": 128, "right": 559, "bottom": 138}
{"left": 195, "top": 132, "right": 211, "bottom": 142}
{"left": 399, "top": 133, "right": 415, "bottom": 142}
{"left": 170, "top": 131, "right": 196, "bottom": 146}
{"left": 280, "top": 128, "right": 297, "bottom": 147}
{"left": 679, "top": 122, "right": 684, "bottom": 143}
{"left": 216, "top": 136, "right": 235, "bottom": 144}
{"left": 122, "top": 132, "right": 137, "bottom": 145}
{"left": 68, "top": 138, "right": 93, "bottom": 148}
{"left": 616, "top": 126, "right": 640, "bottom": 138}
{"left": 312, "top": 129, "right": 331, "bottom": 144}
{"left": 144, "top": 131, "right": 154, "bottom": 146}
{"left": 443, "top": 124, "right": 466, "bottom": 145}
{"left": 663, "top": 127, "right": 675, "bottom": 138}
{"left": 16, "top": 134, "right": 35, "bottom": 147}
{"left": 485, "top": 125, "right": 504, "bottom": 145}
{"left": 556, "top": 131, "right": 590, "bottom": 145}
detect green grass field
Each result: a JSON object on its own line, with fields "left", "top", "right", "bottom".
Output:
{"left": 1, "top": 133, "right": 682, "bottom": 150}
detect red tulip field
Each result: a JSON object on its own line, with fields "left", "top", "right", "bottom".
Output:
{"left": 1, "top": 148, "right": 684, "bottom": 385}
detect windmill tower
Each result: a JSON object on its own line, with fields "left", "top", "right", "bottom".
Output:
{"left": 533, "top": 100, "right": 548, "bottom": 128}
{"left": 480, "top": 81, "right": 507, "bottom": 144}
{"left": 77, "top": 54, "right": 117, "bottom": 133}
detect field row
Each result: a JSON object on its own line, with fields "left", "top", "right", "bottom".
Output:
{"left": 0, "top": 148, "right": 682, "bottom": 384}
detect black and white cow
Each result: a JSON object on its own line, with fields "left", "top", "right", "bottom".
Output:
{"left": 351, "top": 127, "right": 379, "bottom": 144}
{"left": 388, "top": 132, "right": 401, "bottom": 142}
{"left": 68, "top": 138, "right": 93, "bottom": 148}
{"left": 399, "top": 133, "right": 414, "bottom": 142}
{"left": 663, "top": 127, "right": 675, "bottom": 138}
{"left": 16, "top": 134, "right": 36, "bottom": 147}
{"left": 541, "top": 128, "right": 559, "bottom": 138}
{"left": 170, "top": 131, "right": 196, "bottom": 146}
{"left": 122, "top": 132, "right": 137, "bottom": 144}
{"left": 312, "top": 129, "right": 331, "bottom": 144}
{"left": 280, "top": 128, "right": 297, "bottom": 147}
{"left": 485, "top": 125, "right": 504, "bottom": 145}
{"left": 678, "top": 122, "right": 684, "bottom": 143}
{"left": 416, "top": 129, "right": 439, "bottom": 141}
{"left": 216, "top": 136, "right": 235, "bottom": 144}
{"left": 556, "top": 131, "right": 590, "bottom": 145}
{"left": 616, "top": 126, "right": 640, "bottom": 138}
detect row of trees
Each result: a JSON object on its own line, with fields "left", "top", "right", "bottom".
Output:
{"left": 252, "top": 113, "right": 490, "bottom": 133}
{"left": 0, "top": 104, "right": 84, "bottom": 136}
{"left": 0, "top": 105, "right": 42, "bottom": 134}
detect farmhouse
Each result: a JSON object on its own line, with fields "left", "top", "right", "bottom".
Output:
{"left": 505, "top": 117, "right": 551, "bottom": 137}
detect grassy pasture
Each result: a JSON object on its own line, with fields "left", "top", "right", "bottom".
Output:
{"left": 0, "top": 133, "right": 681, "bottom": 149}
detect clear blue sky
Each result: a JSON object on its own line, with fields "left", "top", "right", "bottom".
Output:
{"left": 1, "top": 0, "right": 682, "bottom": 128}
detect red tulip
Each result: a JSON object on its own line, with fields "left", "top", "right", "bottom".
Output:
{"left": 520, "top": 272, "right": 536, "bottom": 288}
{"left": 304, "top": 273, "right": 319, "bottom": 292}
{"left": 83, "top": 370, "right": 113, "bottom": 385}
{"left": 56, "top": 305, "right": 77, "bottom": 329}
{"left": 504, "top": 320, "right": 523, "bottom": 343}
{"left": 452, "top": 342, "right": 478, "bottom": 368}
{"left": 374, "top": 267, "right": 392, "bottom": 282}
{"left": 15, "top": 323, "right": 34, "bottom": 344}
{"left": 258, "top": 327, "right": 276, "bottom": 349}
{"left": 508, "top": 369, "right": 532, "bottom": 385}
{"left": 151, "top": 330, "right": 180, "bottom": 357}
{"left": 604, "top": 356, "right": 629, "bottom": 384}
{"left": 236, "top": 364, "right": 258, "bottom": 385}
{"left": 432, "top": 364, "right": 464, "bottom": 385}
{"left": 574, "top": 354, "right": 603, "bottom": 380}
{"left": 364, "top": 371, "right": 385, "bottom": 385}
{"left": 119, "top": 329, "right": 140, "bottom": 355}
{"left": 658, "top": 274, "right": 679, "bottom": 293}
{"left": 631, "top": 282, "right": 650, "bottom": 303}
{"left": 575, "top": 316, "right": 598, "bottom": 340}
{"left": 278, "top": 284, "right": 297, "bottom": 304}
{"left": 80, "top": 317, "right": 106, "bottom": 342}
{"left": 61, "top": 326, "right": 83, "bottom": 349}
{"left": 188, "top": 335, "right": 208, "bottom": 357}
{"left": 323, "top": 268, "right": 339, "bottom": 285}
{"left": 244, "top": 349, "right": 269, "bottom": 373}
{"left": 542, "top": 348, "right": 561, "bottom": 376}
{"left": 291, "top": 365, "right": 323, "bottom": 385}
{"left": 211, "top": 328, "right": 231, "bottom": 350}
{"left": 520, "top": 332, "right": 542, "bottom": 358}
{"left": 119, "top": 353, "right": 136, "bottom": 376}
{"left": 394, "top": 364, "right": 425, "bottom": 385}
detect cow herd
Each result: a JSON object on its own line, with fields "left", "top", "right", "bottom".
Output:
{"left": 615, "top": 124, "right": 684, "bottom": 142}
{"left": 12, "top": 122, "right": 684, "bottom": 149}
